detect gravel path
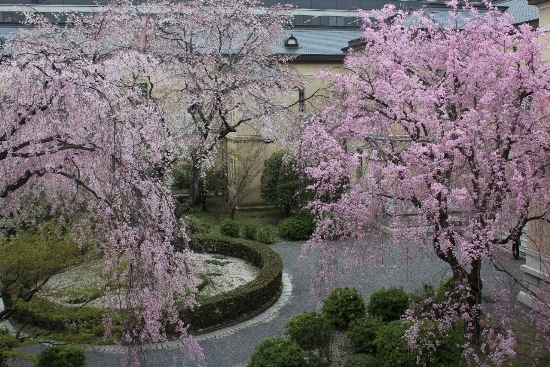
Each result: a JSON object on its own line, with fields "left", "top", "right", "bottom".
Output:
{"left": 8, "top": 240, "right": 525, "bottom": 367}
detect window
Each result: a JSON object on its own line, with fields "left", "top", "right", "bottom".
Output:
{"left": 228, "top": 156, "right": 237, "bottom": 185}
{"left": 137, "top": 82, "right": 149, "bottom": 98}
{"left": 298, "top": 88, "right": 306, "bottom": 113}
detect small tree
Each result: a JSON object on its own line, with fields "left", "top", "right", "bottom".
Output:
{"left": 227, "top": 141, "right": 264, "bottom": 219}
{"left": 0, "top": 223, "right": 81, "bottom": 321}
{"left": 260, "top": 150, "right": 306, "bottom": 217}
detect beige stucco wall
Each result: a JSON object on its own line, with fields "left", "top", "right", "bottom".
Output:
{"left": 519, "top": 1, "right": 549, "bottom": 308}
{"left": 228, "top": 60, "right": 344, "bottom": 207}
{"left": 540, "top": 4, "right": 550, "bottom": 61}
{"left": 226, "top": 136, "right": 285, "bottom": 207}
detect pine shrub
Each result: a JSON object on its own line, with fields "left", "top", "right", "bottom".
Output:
{"left": 285, "top": 311, "right": 333, "bottom": 360}
{"left": 249, "top": 337, "right": 307, "bottom": 367}
{"left": 0, "top": 329, "right": 17, "bottom": 367}
{"left": 347, "top": 316, "right": 383, "bottom": 354}
{"left": 373, "top": 319, "right": 463, "bottom": 367}
{"left": 321, "top": 286, "right": 365, "bottom": 329}
{"left": 373, "top": 320, "right": 416, "bottom": 367}
{"left": 367, "top": 287, "right": 409, "bottom": 322}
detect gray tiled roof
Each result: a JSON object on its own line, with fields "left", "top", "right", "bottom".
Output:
{"left": 0, "top": 0, "right": 539, "bottom": 57}
{"left": 276, "top": 29, "right": 363, "bottom": 55}
{"left": 499, "top": 0, "right": 539, "bottom": 24}
{"left": 401, "top": 0, "right": 538, "bottom": 27}
{"left": 0, "top": 27, "right": 19, "bottom": 39}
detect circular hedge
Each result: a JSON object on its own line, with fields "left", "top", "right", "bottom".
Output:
{"left": 181, "top": 233, "right": 284, "bottom": 332}
{"left": 10, "top": 233, "right": 283, "bottom": 339}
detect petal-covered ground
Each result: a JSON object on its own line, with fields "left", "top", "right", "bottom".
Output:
{"left": 39, "top": 253, "right": 259, "bottom": 308}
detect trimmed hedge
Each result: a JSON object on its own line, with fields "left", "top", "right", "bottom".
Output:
{"left": 183, "top": 234, "right": 283, "bottom": 331}
{"left": 249, "top": 337, "right": 307, "bottom": 367}
{"left": 11, "top": 234, "right": 283, "bottom": 339}
{"left": 10, "top": 298, "right": 110, "bottom": 335}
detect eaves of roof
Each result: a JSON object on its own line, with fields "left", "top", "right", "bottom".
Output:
{"left": 275, "top": 28, "right": 364, "bottom": 57}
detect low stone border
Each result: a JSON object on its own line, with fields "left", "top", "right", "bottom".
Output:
{"left": 84, "top": 272, "right": 292, "bottom": 352}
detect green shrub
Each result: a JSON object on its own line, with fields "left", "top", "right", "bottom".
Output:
{"left": 36, "top": 345, "right": 86, "bottom": 367}
{"left": 343, "top": 354, "right": 381, "bottom": 367}
{"left": 374, "top": 320, "right": 463, "bottom": 367}
{"left": 408, "top": 278, "right": 458, "bottom": 318}
{"left": 257, "top": 226, "right": 276, "bottom": 244}
{"left": 285, "top": 311, "right": 333, "bottom": 360}
{"left": 373, "top": 320, "right": 416, "bottom": 367}
{"left": 219, "top": 219, "right": 240, "bottom": 238}
{"left": 260, "top": 150, "right": 308, "bottom": 217}
{"left": 0, "top": 329, "right": 17, "bottom": 367}
{"left": 249, "top": 337, "right": 307, "bottom": 367}
{"left": 171, "top": 162, "right": 192, "bottom": 190}
{"left": 413, "top": 320, "right": 463, "bottom": 367}
{"left": 367, "top": 287, "right": 409, "bottom": 322}
{"left": 278, "top": 217, "right": 315, "bottom": 241}
{"left": 306, "top": 354, "right": 330, "bottom": 367}
{"left": 436, "top": 277, "right": 457, "bottom": 302}
{"left": 347, "top": 316, "right": 383, "bottom": 354}
{"left": 321, "top": 287, "right": 365, "bottom": 329}
{"left": 242, "top": 223, "right": 258, "bottom": 240}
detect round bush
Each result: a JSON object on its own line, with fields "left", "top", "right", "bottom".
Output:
{"left": 257, "top": 226, "right": 275, "bottom": 244}
{"left": 347, "top": 316, "right": 383, "bottom": 354}
{"left": 321, "top": 287, "right": 365, "bottom": 329}
{"left": 343, "top": 354, "right": 382, "bottom": 367}
{"left": 285, "top": 311, "right": 333, "bottom": 359}
{"left": 219, "top": 219, "right": 240, "bottom": 238}
{"left": 243, "top": 223, "right": 258, "bottom": 240}
{"left": 367, "top": 287, "right": 409, "bottom": 322}
{"left": 278, "top": 217, "right": 314, "bottom": 241}
{"left": 249, "top": 337, "right": 307, "bottom": 367}
{"left": 36, "top": 345, "right": 86, "bottom": 367}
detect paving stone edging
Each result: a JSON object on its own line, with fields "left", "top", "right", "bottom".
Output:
{"left": 85, "top": 272, "right": 292, "bottom": 353}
